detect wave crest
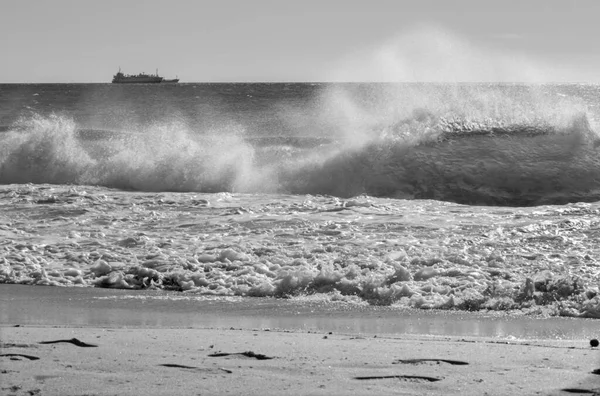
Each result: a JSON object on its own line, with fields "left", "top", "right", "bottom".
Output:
{"left": 0, "top": 114, "right": 275, "bottom": 193}
{"left": 282, "top": 112, "right": 600, "bottom": 206}
{"left": 0, "top": 114, "right": 95, "bottom": 184}
{"left": 1, "top": 107, "right": 599, "bottom": 206}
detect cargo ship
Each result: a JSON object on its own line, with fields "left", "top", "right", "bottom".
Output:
{"left": 111, "top": 68, "right": 179, "bottom": 83}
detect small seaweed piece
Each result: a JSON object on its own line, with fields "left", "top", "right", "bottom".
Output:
{"left": 159, "top": 364, "right": 232, "bottom": 374}
{"left": 0, "top": 354, "right": 40, "bottom": 360}
{"left": 160, "top": 364, "right": 197, "bottom": 369}
{"left": 240, "top": 351, "right": 273, "bottom": 360}
{"left": 208, "top": 351, "right": 274, "bottom": 360}
{"left": 354, "top": 375, "right": 441, "bottom": 382}
{"left": 561, "top": 389, "right": 600, "bottom": 394}
{"left": 0, "top": 343, "right": 36, "bottom": 348}
{"left": 39, "top": 338, "right": 97, "bottom": 347}
{"left": 393, "top": 358, "right": 469, "bottom": 365}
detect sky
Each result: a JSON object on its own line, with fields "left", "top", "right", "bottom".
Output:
{"left": 2, "top": 0, "right": 600, "bottom": 83}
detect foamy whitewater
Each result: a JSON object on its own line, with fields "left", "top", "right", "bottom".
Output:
{"left": 2, "top": 82, "right": 600, "bottom": 317}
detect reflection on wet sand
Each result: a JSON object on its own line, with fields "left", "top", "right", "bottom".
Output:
{"left": 1, "top": 284, "right": 598, "bottom": 340}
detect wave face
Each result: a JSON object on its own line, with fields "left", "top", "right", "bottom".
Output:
{"left": 282, "top": 112, "right": 600, "bottom": 206}
{"left": 1, "top": 83, "right": 599, "bottom": 206}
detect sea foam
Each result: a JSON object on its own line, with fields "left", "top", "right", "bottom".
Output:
{"left": 1, "top": 184, "right": 599, "bottom": 317}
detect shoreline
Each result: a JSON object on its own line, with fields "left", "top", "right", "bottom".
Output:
{"left": 2, "top": 284, "right": 600, "bottom": 339}
{"left": 2, "top": 285, "right": 600, "bottom": 395}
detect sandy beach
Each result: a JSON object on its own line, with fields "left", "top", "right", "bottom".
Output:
{"left": 2, "top": 285, "right": 600, "bottom": 396}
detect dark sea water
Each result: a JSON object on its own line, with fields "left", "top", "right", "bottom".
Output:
{"left": 1, "top": 82, "right": 600, "bottom": 206}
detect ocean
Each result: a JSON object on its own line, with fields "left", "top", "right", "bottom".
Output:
{"left": 1, "top": 82, "right": 600, "bottom": 319}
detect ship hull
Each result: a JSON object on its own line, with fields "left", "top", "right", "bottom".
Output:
{"left": 112, "top": 77, "right": 164, "bottom": 84}
{"left": 111, "top": 70, "right": 179, "bottom": 83}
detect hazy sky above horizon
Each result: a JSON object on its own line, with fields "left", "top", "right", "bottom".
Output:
{"left": 2, "top": 0, "right": 600, "bottom": 83}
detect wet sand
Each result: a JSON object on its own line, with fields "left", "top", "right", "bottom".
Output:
{"left": 2, "top": 285, "right": 600, "bottom": 395}
{"left": 2, "top": 285, "right": 600, "bottom": 339}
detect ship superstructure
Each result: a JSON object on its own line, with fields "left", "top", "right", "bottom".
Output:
{"left": 112, "top": 68, "right": 179, "bottom": 83}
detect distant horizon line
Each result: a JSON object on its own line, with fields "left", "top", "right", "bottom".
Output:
{"left": 1, "top": 80, "right": 599, "bottom": 85}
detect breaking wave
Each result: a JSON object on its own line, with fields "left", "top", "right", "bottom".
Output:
{"left": 284, "top": 111, "right": 600, "bottom": 206}
{"left": 0, "top": 114, "right": 272, "bottom": 193}
{"left": 1, "top": 87, "right": 599, "bottom": 207}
